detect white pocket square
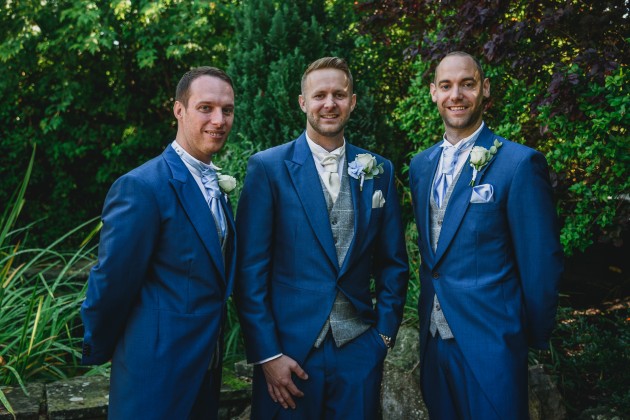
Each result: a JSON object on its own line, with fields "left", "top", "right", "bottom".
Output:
{"left": 470, "top": 184, "right": 494, "bottom": 203}
{"left": 372, "top": 190, "right": 386, "bottom": 208}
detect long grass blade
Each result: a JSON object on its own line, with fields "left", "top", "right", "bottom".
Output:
{"left": 0, "top": 147, "right": 35, "bottom": 249}
{"left": 27, "top": 297, "right": 44, "bottom": 357}
{"left": 0, "top": 387, "right": 16, "bottom": 419}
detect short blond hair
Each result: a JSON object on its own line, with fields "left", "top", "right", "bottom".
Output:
{"left": 301, "top": 57, "right": 353, "bottom": 94}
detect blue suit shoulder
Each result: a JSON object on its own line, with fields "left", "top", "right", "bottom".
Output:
{"left": 491, "top": 136, "right": 548, "bottom": 169}
{"left": 111, "top": 148, "right": 174, "bottom": 188}
{"left": 250, "top": 138, "right": 297, "bottom": 163}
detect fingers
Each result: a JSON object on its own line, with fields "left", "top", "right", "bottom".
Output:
{"left": 290, "top": 362, "right": 309, "bottom": 381}
{"left": 266, "top": 382, "right": 297, "bottom": 409}
{"left": 262, "top": 355, "right": 307, "bottom": 409}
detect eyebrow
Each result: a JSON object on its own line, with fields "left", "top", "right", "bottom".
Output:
{"left": 437, "top": 76, "right": 477, "bottom": 85}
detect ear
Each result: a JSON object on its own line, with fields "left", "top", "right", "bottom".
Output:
{"left": 482, "top": 78, "right": 490, "bottom": 99}
{"left": 430, "top": 83, "right": 438, "bottom": 103}
{"left": 173, "top": 101, "right": 184, "bottom": 120}
{"left": 298, "top": 95, "right": 306, "bottom": 113}
{"left": 350, "top": 93, "right": 357, "bottom": 112}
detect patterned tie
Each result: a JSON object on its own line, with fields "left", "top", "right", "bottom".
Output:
{"left": 199, "top": 167, "right": 227, "bottom": 240}
{"left": 172, "top": 142, "right": 227, "bottom": 240}
{"left": 433, "top": 136, "right": 476, "bottom": 208}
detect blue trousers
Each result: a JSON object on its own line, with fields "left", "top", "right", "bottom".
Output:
{"left": 254, "top": 327, "right": 388, "bottom": 420}
{"left": 421, "top": 334, "right": 501, "bottom": 420}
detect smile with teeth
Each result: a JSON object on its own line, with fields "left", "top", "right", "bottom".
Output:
{"left": 321, "top": 114, "right": 339, "bottom": 119}
{"left": 449, "top": 106, "right": 467, "bottom": 111}
{"left": 205, "top": 131, "right": 224, "bottom": 137}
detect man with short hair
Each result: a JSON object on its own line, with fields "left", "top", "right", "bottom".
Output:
{"left": 409, "top": 51, "right": 563, "bottom": 419}
{"left": 235, "top": 57, "right": 409, "bottom": 419}
{"left": 81, "top": 66, "right": 237, "bottom": 419}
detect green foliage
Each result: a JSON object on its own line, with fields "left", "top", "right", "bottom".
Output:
{"left": 544, "top": 68, "right": 630, "bottom": 253}
{"left": 0, "top": 150, "right": 104, "bottom": 414}
{"left": 361, "top": 0, "right": 630, "bottom": 254}
{"left": 542, "top": 304, "right": 630, "bottom": 416}
{"left": 0, "top": 0, "right": 235, "bottom": 244}
{"left": 227, "top": 0, "right": 325, "bottom": 152}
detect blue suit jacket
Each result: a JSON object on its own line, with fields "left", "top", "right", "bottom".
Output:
{"left": 234, "top": 133, "right": 408, "bottom": 412}
{"left": 409, "top": 125, "right": 563, "bottom": 417}
{"left": 81, "top": 146, "right": 236, "bottom": 419}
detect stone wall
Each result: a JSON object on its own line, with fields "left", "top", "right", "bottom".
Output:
{"left": 1, "top": 327, "right": 571, "bottom": 420}
{"left": 0, "top": 375, "right": 250, "bottom": 420}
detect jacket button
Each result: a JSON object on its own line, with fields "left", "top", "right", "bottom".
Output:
{"left": 432, "top": 272, "right": 439, "bottom": 279}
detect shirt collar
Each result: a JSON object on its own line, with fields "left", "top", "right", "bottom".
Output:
{"left": 305, "top": 133, "right": 345, "bottom": 158}
{"left": 440, "top": 121, "right": 485, "bottom": 151}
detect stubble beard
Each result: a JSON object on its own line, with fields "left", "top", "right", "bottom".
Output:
{"left": 307, "top": 113, "right": 348, "bottom": 140}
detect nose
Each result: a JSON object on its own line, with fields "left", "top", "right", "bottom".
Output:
{"left": 209, "top": 108, "right": 225, "bottom": 126}
{"left": 324, "top": 94, "right": 336, "bottom": 108}
{"left": 450, "top": 86, "right": 463, "bottom": 101}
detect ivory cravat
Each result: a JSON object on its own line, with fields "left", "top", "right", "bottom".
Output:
{"left": 315, "top": 148, "right": 344, "bottom": 203}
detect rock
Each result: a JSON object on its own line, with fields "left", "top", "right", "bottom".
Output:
{"left": 0, "top": 383, "right": 45, "bottom": 420}
{"left": 381, "top": 328, "right": 567, "bottom": 420}
{"left": 528, "top": 364, "right": 566, "bottom": 420}
{"left": 219, "top": 385, "right": 251, "bottom": 420}
{"left": 46, "top": 375, "right": 109, "bottom": 419}
{"left": 234, "top": 360, "right": 253, "bottom": 379}
{"left": 380, "top": 326, "right": 429, "bottom": 420}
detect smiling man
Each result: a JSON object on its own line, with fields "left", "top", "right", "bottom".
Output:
{"left": 409, "top": 51, "right": 563, "bottom": 419}
{"left": 235, "top": 57, "right": 409, "bottom": 419}
{"left": 81, "top": 67, "right": 237, "bottom": 419}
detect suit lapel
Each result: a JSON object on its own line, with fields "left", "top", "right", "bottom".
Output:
{"left": 417, "top": 145, "right": 442, "bottom": 265}
{"left": 285, "top": 134, "right": 338, "bottom": 269}
{"left": 338, "top": 143, "right": 372, "bottom": 276}
{"left": 470, "top": 126, "right": 500, "bottom": 186}
{"left": 164, "top": 147, "right": 226, "bottom": 282}
{"left": 220, "top": 194, "right": 236, "bottom": 296}
{"left": 434, "top": 126, "right": 496, "bottom": 265}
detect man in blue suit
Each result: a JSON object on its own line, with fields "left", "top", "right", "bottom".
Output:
{"left": 409, "top": 51, "right": 563, "bottom": 419}
{"left": 81, "top": 66, "right": 237, "bottom": 419}
{"left": 235, "top": 57, "right": 409, "bottom": 419}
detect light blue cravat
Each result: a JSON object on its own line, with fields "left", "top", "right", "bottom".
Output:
{"left": 199, "top": 167, "right": 227, "bottom": 240}
{"left": 172, "top": 143, "right": 227, "bottom": 240}
{"left": 433, "top": 136, "right": 476, "bottom": 208}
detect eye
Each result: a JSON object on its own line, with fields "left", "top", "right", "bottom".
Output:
{"left": 439, "top": 84, "right": 450, "bottom": 91}
{"left": 335, "top": 93, "right": 347, "bottom": 99}
{"left": 223, "top": 108, "right": 234, "bottom": 116}
{"left": 199, "top": 105, "right": 211, "bottom": 112}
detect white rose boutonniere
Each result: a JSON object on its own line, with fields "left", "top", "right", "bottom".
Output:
{"left": 217, "top": 173, "right": 237, "bottom": 194}
{"left": 469, "top": 139, "right": 502, "bottom": 186}
{"left": 348, "top": 153, "right": 384, "bottom": 191}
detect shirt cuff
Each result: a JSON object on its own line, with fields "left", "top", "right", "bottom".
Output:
{"left": 254, "top": 353, "right": 283, "bottom": 365}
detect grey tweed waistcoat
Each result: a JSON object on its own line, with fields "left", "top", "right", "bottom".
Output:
{"left": 428, "top": 165, "right": 464, "bottom": 339}
{"left": 314, "top": 168, "right": 370, "bottom": 348}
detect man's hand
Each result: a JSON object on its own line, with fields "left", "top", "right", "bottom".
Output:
{"left": 261, "top": 355, "right": 308, "bottom": 409}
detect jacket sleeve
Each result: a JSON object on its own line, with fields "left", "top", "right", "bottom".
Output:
{"left": 80, "top": 174, "right": 159, "bottom": 364}
{"left": 371, "top": 160, "right": 410, "bottom": 342}
{"left": 233, "top": 154, "right": 283, "bottom": 363}
{"left": 507, "top": 151, "right": 563, "bottom": 349}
